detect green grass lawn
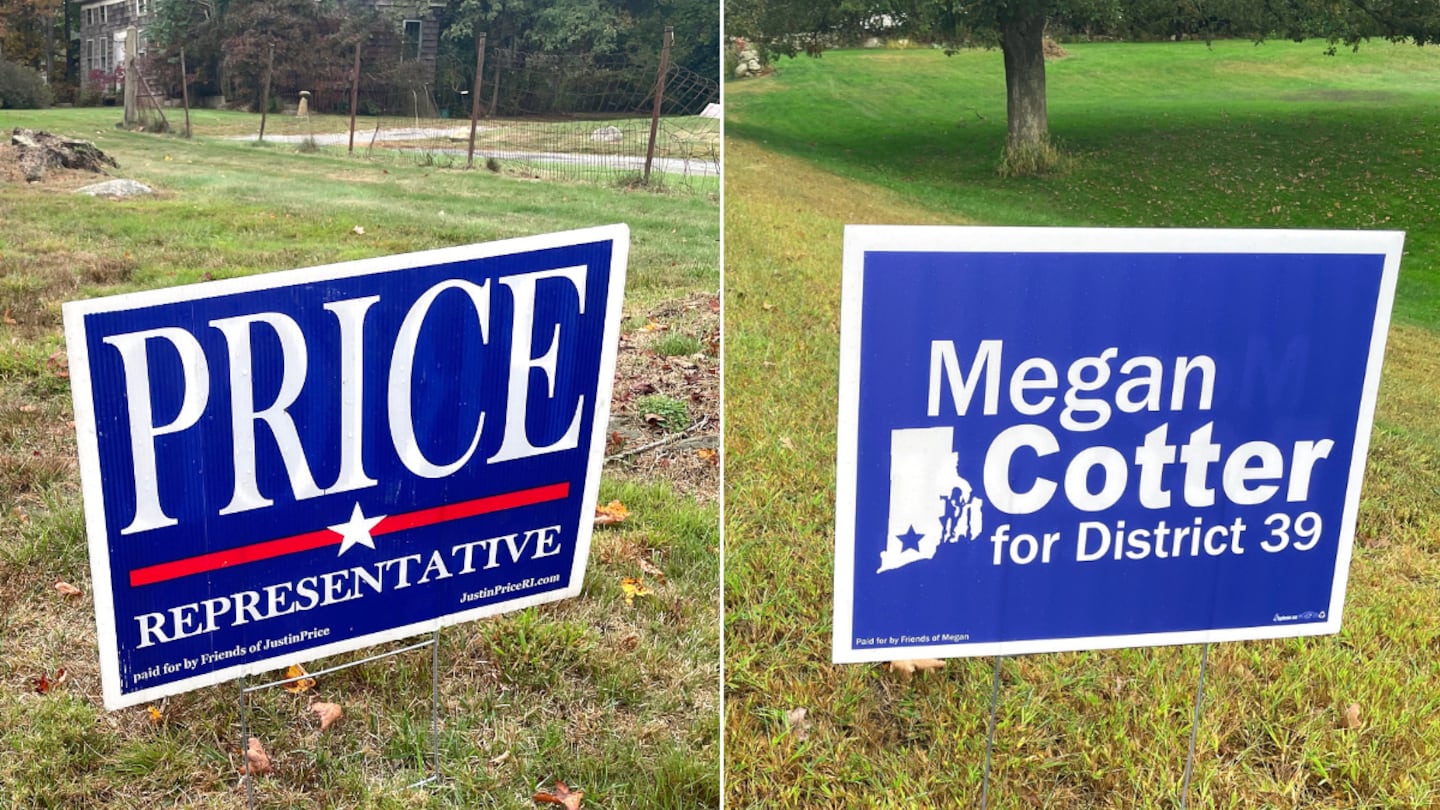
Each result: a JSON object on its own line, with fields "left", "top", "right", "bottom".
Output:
{"left": 725, "top": 39, "right": 1440, "bottom": 808}
{"left": 727, "top": 39, "right": 1440, "bottom": 329}
{"left": 0, "top": 108, "right": 719, "bottom": 808}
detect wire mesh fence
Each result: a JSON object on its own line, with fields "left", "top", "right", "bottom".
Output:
{"left": 195, "top": 31, "right": 719, "bottom": 193}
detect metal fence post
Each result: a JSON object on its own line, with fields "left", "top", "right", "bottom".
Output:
{"left": 348, "top": 39, "right": 361, "bottom": 154}
{"left": 258, "top": 42, "right": 274, "bottom": 142}
{"left": 179, "top": 47, "right": 192, "bottom": 138}
{"left": 643, "top": 25, "right": 673, "bottom": 185}
{"left": 467, "top": 32, "right": 486, "bottom": 169}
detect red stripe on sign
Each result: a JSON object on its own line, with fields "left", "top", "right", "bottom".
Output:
{"left": 129, "top": 529, "right": 337, "bottom": 587}
{"left": 375, "top": 481, "right": 570, "bottom": 535}
{"left": 127, "top": 482, "right": 572, "bottom": 587}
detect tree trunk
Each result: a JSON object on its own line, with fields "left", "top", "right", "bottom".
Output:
{"left": 1000, "top": 13, "right": 1048, "bottom": 152}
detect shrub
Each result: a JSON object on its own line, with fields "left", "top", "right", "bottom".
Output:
{"left": 0, "top": 61, "right": 54, "bottom": 109}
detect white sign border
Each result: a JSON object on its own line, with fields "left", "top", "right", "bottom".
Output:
{"left": 832, "top": 226, "right": 1403, "bottom": 664}
{"left": 64, "top": 224, "right": 630, "bottom": 710}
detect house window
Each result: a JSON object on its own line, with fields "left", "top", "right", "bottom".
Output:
{"left": 98, "top": 4, "right": 108, "bottom": 24}
{"left": 402, "top": 19, "right": 422, "bottom": 61}
{"left": 82, "top": 39, "right": 93, "bottom": 73}
{"left": 135, "top": 0, "right": 148, "bottom": 15}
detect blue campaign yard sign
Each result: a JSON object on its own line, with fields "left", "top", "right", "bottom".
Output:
{"left": 833, "top": 227, "right": 1403, "bottom": 663}
{"left": 65, "top": 225, "right": 627, "bottom": 709}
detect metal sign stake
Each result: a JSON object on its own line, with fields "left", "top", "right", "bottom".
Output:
{"left": 1179, "top": 641, "right": 1211, "bottom": 810}
{"left": 980, "top": 654, "right": 1004, "bottom": 810}
{"left": 239, "top": 634, "right": 443, "bottom": 807}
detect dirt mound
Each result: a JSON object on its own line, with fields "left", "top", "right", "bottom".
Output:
{"left": 4, "top": 129, "right": 117, "bottom": 185}
{"left": 1043, "top": 38, "right": 1070, "bottom": 60}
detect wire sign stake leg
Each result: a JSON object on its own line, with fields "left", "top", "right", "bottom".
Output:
{"left": 240, "top": 676, "right": 254, "bottom": 810}
{"left": 1180, "top": 642, "right": 1211, "bottom": 810}
{"left": 408, "top": 627, "right": 442, "bottom": 788}
{"left": 980, "top": 654, "right": 1004, "bottom": 810}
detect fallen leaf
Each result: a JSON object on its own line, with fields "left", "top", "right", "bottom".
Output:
{"left": 309, "top": 702, "right": 342, "bottom": 731}
{"left": 638, "top": 557, "right": 665, "bottom": 582}
{"left": 644, "top": 412, "right": 664, "bottom": 427}
{"left": 282, "top": 663, "right": 316, "bottom": 694}
{"left": 594, "top": 500, "right": 629, "bottom": 525}
{"left": 616, "top": 631, "right": 640, "bottom": 651}
{"left": 46, "top": 350, "right": 68, "bottom": 378}
{"left": 696, "top": 448, "right": 718, "bottom": 464}
{"left": 1343, "top": 702, "right": 1361, "bottom": 729}
{"left": 762, "top": 301, "right": 775, "bottom": 311}
{"left": 18, "top": 404, "right": 37, "bottom": 413}
{"left": 786, "top": 707, "right": 811, "bottom": 741}
{"left": 241, "top": 736, "right": 271, "bottom": 775}
{"left": 146, "top": 705, "right": 164, "bottom": 724}
{"left": 534, "top": 780, "right": 583, "bottom": 809}
{"left": 55, "top": 581, "right": 83, "bottom": 598}
{"left": 352, "top": 225, "right": 366, "bottom": 235}
{"left": 620, "top": 577, "right": 652, "bottom": 606}
{"left": 888, "top": 659, "right": 946, "bottom": 680}
{"left": 778, "top": 437, "right": 794, "bottom": 450}
{"left": 487, "top": 750, "right": 511, "bottom": 769}
{"left": 2, "top": 309, "right": 15, "bottom": 325}
{"left": 33, "top": 667, "right": 67, "bottom": 694}
{"left": 642, "top": 320, "right": 665, "bottom": 332}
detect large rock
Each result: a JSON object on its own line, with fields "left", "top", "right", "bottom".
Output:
{"left": 76, "top": 179, "right": 154, "bottom": 197}
{"left": 11, "top": 128, "right": 117, "bottom": 182}
{"left": 591, "top": 126, "right": 623, "bottom": 143}
{"left": 733, "top": 49, "right": 764, "bottom": 79}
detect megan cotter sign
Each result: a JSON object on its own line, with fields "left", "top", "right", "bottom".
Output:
{"left": 833, "top": 227, "right": 1402, "bottom": 663}
{"left": 65, "top": 225, "right": 627, "bottom": 709}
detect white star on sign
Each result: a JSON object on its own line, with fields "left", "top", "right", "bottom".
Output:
{"left": 329, "top": 503, "right": 386, "bottom": 556}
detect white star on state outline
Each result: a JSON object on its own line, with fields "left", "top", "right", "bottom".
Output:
{"left": 329, "top": 503, "right": 387, "bottom": 556}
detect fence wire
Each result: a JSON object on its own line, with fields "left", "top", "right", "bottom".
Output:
{"left": 241, "top": 41, "right": 719, "bottom": 192}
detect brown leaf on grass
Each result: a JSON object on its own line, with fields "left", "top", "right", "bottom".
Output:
{"left": 638, "top": 557, "right": 666, "bottom": 583}
{"left": 696, "top": 448, "right": 718, "bottom": 464}
{"left": 1, "top": 309, "right": 15, "bottom": 325}
{"left": 351, "top": 225, "right": 366, "bottom": 235}
{"left": 281, "top": 663, "right": 316, "bottom": 694}
{"left": 309, "top": 702, "right": 342, "bottom": 731}
{"left": 487, "top": 750, "right": 512, "bottom": 769}
{"left": 616, "top": 631, "right": 640, "bottom": 651}
{"left": 594, "top": 500, "right": 629, "bottom": 525}
{"left": 241, "top": 736, "right": 271, "bottom": 775}
{"left": 786, "top": 707, "right": 811, "bottom": 741}
{"left": 620, "top": 577, "right": 652, "bottom": 605}
{"left": 33, "top": 668, "right": 67, "bottom": 694}
{"left": 1343, "top": 702, "right": 1362, "bottom": 729}
{"left": 54, "top": 581, "right": 83, "bottom": 598}
{"left": 146, "top": 705, "right": 164, "bottom": 724}
{"left": 534, "top": 780, "right": 583, "bottom": 810}
{"left": 887, "top": 659, "right": 946, "bottom": 680}
{"left": 46, "top": 350, "right": 69, "bottom": 379}
{"left": 643, "top": 412, "right": 665, "bottom": 427}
